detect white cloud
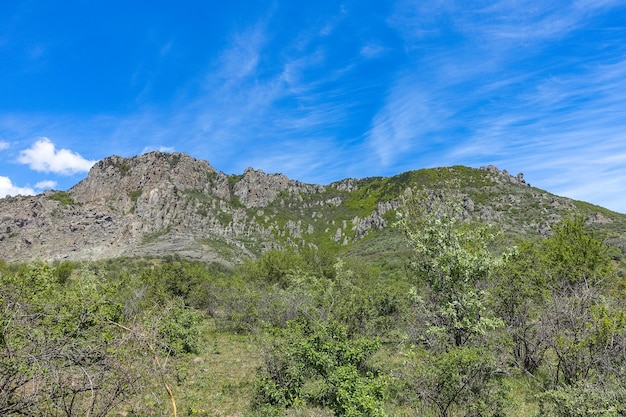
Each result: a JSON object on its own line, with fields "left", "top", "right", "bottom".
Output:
{"left": 34, "top": 180, "right": 57, "bottom": 190}
{"left": 0, "top": 140, "right": 9, "bottom": 151}
{"left": 0, "top": 176, "right": 35, "bottom": 197}
{"left": 17, "top": 137, "right": 96, "bottom": 175}
{"left": 141, "top": 145, "right": 176, "bottom": 154}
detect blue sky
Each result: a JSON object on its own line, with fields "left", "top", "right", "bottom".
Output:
{"left": 1, "top": 1, "right": 625, "bottom": 213}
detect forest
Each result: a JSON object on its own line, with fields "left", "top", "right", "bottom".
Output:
{"left": 1, "top": 189, "right": 625, "bottom": 416}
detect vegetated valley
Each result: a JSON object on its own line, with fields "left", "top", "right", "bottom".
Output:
{"left": 1, "top": 151, "right": 625, "bottom": 416}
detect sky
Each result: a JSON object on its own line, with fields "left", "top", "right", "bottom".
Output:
{"left": 1, "top": 1, "right": 625, "bottom": 213}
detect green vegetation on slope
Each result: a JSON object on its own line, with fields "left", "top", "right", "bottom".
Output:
{"left": 2, "top": 182, "right": 626, "bottom": 416}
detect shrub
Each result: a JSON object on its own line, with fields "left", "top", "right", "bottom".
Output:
{"left": 254, "top": 317, "right": 388, "bottom": 416}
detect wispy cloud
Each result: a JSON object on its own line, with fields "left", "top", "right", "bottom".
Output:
{"left": 369, "top": 0, "right": 626, "bottom": 212}
{"left": 1, "top": 1, "right": 624, "bottom": 213}
{"left": 366, "top": 83, "right": 447, "bottom": 166}
{"left": 454, "top": 56, "right": 626, "bottom": 212}
{"left": 360, "top": 43, "right": 387, "bottom": 59}
{"left": 174, "top": 11, "right": 373, "bottom": 174}
{"left": 212, "top": 23, "right": 267, "bottom": 87}
{"left": 17, "top": 137, "right": 97, "bottom": 175}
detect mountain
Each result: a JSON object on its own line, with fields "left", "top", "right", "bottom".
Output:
{"left": 1, "top": 151, "right": 625, "bottom": 265}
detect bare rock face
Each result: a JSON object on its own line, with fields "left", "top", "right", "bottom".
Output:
{"left": 0, "top": 152, "right": 232, "bottom": 263}
{"left": 72, "top": 152, "right": 218, "bottom": 204}
{"left": 233, "top": 167, "right": 326, "bottom": 208}
{"left": 233, "top": 168, "right": 291, "bottom": 208}
{"left": 353, "top": 201, "right": 400, "bottom": 238}
{"left": 0, "top": 193, "right": 125, "bottom": 262}
{"left": 0, "top": 151, "right": 330, "bottom": 263}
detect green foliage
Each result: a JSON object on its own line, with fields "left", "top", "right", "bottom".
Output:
{"left": 491, "top": 241, "right": 550, "bottom": 373}
{"left": 117, "top": 162, "right": 131, "bottom": 175}
{"left": 128, "top": 189, "right": 142, "bottom": 202}
{"left": 492, "top": 216, "right": 626, "bottom": 390}
{"left": 49, "top": 190, "right": 75, "bottom": 205}
{"left": 239, "top": 248, "right": 309, "bottom": 287}
{"left": 0, "top": 259, "right": 213, "bottom": 415}
{"left": 543, "top": 216, "right": 614, "bottom": 289}
{"left": 152, "top": 298, "right": 204, "bottom": 355}
{"left": 52, "top": 259, "right": 77, "bottom": 284}
{"left": 254, "top": 317, "right": 388, "bottom": 416}
{"left": 399, "top": 185, "right": 503, "bottom": 347}
{"left": 228, "top": 173, "right": 243, "bottom": 184}
{"left": 538, "top": 379, "right": 626, "bottom": 417}
{"left": 399, "top": 346, "right": 508, "bottom": 417}
{"left": 322, "top": 259, "right": 409, "bottom": 338}
{"left": 0, "top": 263, "right": 145, "bottom": 416}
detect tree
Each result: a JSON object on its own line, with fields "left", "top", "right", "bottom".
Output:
{"left": 398, "top": 186, "right": 503, "bottom": 348}
{"left": 0, "top": 262, "right": 144, "bottom": 416}
{"left": 0, "top": 261, "right": 199, "bottom": 416}
{"left": 534, "top": 217, "right": 623, "bottom": 386}
{"left": 397, "top": 186, "right": 508, "bottom": 416}
{"left": 491, "top": 241, "right": 551, "bottom": 373}
{"left": 492, "top": 216, "right": 626, "bottom": 414}
{"left": 399, "top": 346, "right": 507, "bottom": 417}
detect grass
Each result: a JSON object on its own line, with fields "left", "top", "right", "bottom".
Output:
{"left": 141, "top": 226, "right": 172, "bottom": 244}
{"left": 163, "top": 325, "right": 547, "bottom": 417}
{"left": 503, "top": 374, "right": 541, "bottom": 417}
{"left": 171, "top": 320, "right": 263, "bottom": 417}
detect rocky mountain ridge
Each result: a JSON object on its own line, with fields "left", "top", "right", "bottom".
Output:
{"left": 1, "top": 151, "right": 624, "bottom": 265}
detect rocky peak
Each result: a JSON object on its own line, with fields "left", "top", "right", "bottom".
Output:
{"left": 480, "top": 165, "right": 530, "bottom": 187}
{"left": 233, "top": 167, "right": 291, "bottom": 208}
{"left": 233, "top": 167, "right": 326, "bottom": 208}
{"left": 71, "top": 152, "right": 217, "bottom": 204}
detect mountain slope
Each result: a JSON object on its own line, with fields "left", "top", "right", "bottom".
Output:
{"left": 1, "top": 151, "right": 624, "bottom": 264}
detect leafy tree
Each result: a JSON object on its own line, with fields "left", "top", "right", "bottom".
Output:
{"left": 0, "top": 262, "right": 144, "bottom": 416}
{"left": 396, "top": 186, "right": 509, "bottom": 416}
{"left": 534, "top": 217, "right": 623, "bottom": 386}
{"left": 538, "top": 379, "right": 626, "bottom": 417}
{"left": 543, "top": 216, "right": 614, "bottom": 291}
{"left": 398, "top": 187, "right": 503, "bottom": 348}
{"left": 492, "top": 216, "right": 626, "bottom": 415}
{"left": 0, "top": 260, "right": 202, "bottom": 416}
{"left": 239, "top": 248, "right": 309, "bottom": 288}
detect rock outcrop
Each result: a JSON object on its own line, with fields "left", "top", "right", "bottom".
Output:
{"left": 0, "top": 153, "right": 622, "bottom": 264}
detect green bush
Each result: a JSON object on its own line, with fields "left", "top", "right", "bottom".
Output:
{"left": 538, "top": 380, "right": 626, "bottom": 417}
{"left": 398, "top": 346, "right": 508, "bottom": 417}
{"left": 152, "top": 298, "right": 204, "bottom": 355}
{"left": 254, "top": 317, "right": 388, "bottom": 416}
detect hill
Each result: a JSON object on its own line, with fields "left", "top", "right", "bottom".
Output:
{"left": 1, "top": 151, "right": 624, "bottom": 264}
